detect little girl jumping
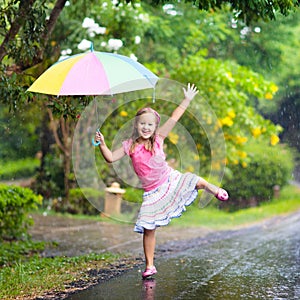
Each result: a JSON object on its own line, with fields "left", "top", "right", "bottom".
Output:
{"left": 95, "top": 83, "right": 229, "bottom": 279}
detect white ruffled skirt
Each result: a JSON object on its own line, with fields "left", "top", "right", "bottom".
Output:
{"left": 134, "top": 170, "right": 200, "bottom": 234}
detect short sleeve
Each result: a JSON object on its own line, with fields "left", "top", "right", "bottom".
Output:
{"left": 156, "top": 134, "right": 164, "bottom": 147}
{"left": 122, "top": 139, "right": 132, "bottom": 156}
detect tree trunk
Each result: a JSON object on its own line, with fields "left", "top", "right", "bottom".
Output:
{"left": 60, "top": 116, "right": 72, "bottom": 207}
{"left": 47, "top": 108, "right": 74, "bottom": 208}
{"left": 63, "top": 150, "right": 71, "bottom": 206}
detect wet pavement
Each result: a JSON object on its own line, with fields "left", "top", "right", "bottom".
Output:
{"left": 63, "top": 211, "right": 300, "bottom": 300}
{"left": 29, "top": 214, "right": 213, "bottom": 257}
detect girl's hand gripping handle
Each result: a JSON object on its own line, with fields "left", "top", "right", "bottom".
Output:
{"left": 92, "top": 129, "right": 103, "bottom": 146}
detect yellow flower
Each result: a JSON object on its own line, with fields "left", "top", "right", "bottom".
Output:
{"left": 265, "top": 92, "right": 273, "bottom": 100}
{"left": 217, "top": 119, "right": 223, "bottom": 128}
{"left": 168, "top": 132, "right": 179, "bottom": 144}
{"left": 226, "top": 72, "right": 234, "bottom": 82}
{"left": 186, "top": 165, "right": 195, "bottom": 173}
{"left": 227, "top": 110, "right": 236, "bottom": 119}
{"left": 242, "top": 161, "right": 247, "bottom": 168}
{"left": 236, "top": 136, "right": 248, "bottom": 144}
{"left": 237, "top": 151, "right": 247, "bottom": 158}
{"left": 270, "top": 84, "right": 278, "bottom": 93}
{"left": 270, "top": 134, "right": 280, "bottom": 146}
{"left": 212, "top": 162, "right": 221, "bottom": 170}
{"left": 251, "top": 127, "right": 262, "bottom": 138}
{"left": 193, "top": 154, "right": 199, "bottom": 161}
{"left": 119, "top": 110, "right": 128, "bottom": 117}
{"left": 220, "top": 116, "right": 233, "bottom": 127}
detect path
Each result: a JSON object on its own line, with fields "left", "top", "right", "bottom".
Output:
{"left": 29, "top": 214, "right": 213, "bottom": 257}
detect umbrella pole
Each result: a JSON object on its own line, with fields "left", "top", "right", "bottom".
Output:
{"left": 152, "top": 87, "right": 156, "bottom": 103}
{"left": 92, "top": 98, "right": 101, "bottom": 146}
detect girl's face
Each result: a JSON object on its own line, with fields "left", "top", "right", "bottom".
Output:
{"left": 136, "top": 113, "right": 157, "bottom": 140}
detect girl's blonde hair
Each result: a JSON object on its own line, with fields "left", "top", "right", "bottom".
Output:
{"left": 129, "top": 107, "right": 161, "bottom": 153}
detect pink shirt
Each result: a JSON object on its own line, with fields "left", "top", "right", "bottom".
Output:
{"left": 122, "top": 135, "right": 172, "bottom": 192}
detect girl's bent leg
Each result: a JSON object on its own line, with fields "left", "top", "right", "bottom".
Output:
{"left": 143, "top": 229, "right": 156, "bottom": 268}
{"left": 196, "top": 177, "right": 229, "bottom": 201}
{"left": 196, "top": 177, "right": 218, "bottom": 194}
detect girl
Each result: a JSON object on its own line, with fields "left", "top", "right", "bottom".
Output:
{"left": 95, "top": 83, "right": 228, "bottom": 279}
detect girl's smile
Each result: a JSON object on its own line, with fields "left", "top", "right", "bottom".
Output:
{"left": 136, "top": 113, "right": 157, "bottom": 141}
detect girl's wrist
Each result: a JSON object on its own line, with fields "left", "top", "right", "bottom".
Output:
{"left": 180, "top": 99, "right": 191, "bottom": 108}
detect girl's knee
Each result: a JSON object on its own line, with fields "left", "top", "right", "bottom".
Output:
{"left": 196, "top": 177, "right": 208, "bottom": 190}
{"left": 144, "top": 229, "right": 156, "bottom": 236}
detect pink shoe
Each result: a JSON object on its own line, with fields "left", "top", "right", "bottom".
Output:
{"left": 215, "top": 188, "right": 229, "bottom": 201}
{"left": 142, "top": 266, "right": 157, "bottom": 279}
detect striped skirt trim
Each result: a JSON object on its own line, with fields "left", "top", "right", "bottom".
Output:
{"left": 134, "top": 170, "right": 199, "bottom": 234}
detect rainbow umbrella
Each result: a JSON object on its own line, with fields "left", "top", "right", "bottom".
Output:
{"left": 27, "top": 50, "right": 158, "bottom": 96}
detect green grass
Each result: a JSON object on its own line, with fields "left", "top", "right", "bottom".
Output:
{"left": 0, "top": 253, "right": 121, "bottom": 300}
{"left": 0, "top": 240, "right": 45, "bottom": 267}
{"left": 172, "top": 185, "right": 300, "bottom": 229}
{"left": 0, "top": 158, "right": 40, "bottom": 180}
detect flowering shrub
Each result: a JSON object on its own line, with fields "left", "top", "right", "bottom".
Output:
{"left": 221, "top": 142, "right": 294, "bottom": 211}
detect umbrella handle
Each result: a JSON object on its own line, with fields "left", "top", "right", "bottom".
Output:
{"left": 92, "top": 129, "right": 101, "bottom": 146}
{"left": 92, "top": 138, "right": 101, "bottom": 146}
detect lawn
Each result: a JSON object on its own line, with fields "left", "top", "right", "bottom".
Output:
{"left": 172, "top": 185, "right": 300, "bottom": 229}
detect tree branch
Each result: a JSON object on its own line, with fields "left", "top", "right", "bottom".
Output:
{"left": 34, "top": 0, "right": 68, "bottom": 64}
{"left": 0, "top": 0, "right": 37, "bottom": 62}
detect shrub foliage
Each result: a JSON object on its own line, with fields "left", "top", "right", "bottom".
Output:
{"left": 222, "top": 142, "right": 294, "bottom": 210}
{"left": 0, "top": 185, "right": 42, "bottom": 241}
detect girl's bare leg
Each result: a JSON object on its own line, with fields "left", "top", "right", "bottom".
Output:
{"left": 196, "top": 177, "right": 218, "bottom": 194}
{"left": 196, "top": 177, "right": 229, "bottom": 201}
{"left": 143, "top": 229, "right": 156, "bottom": 268}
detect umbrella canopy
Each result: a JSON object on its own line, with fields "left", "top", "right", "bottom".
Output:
{"left": 27, "top": 51, "right": 158, "bottom": 96}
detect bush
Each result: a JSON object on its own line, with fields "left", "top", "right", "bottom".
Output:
{"left": 0, "top": 158, "right": 40, "bottom": 180}
{"left": 122, "top": 187, "right": 143, "bottom": 204}
{"left": 222, "top": 142, "right": 294, "bottom": 210}
{"left": 0, "top": 184, "right": 42, "bottom": 241}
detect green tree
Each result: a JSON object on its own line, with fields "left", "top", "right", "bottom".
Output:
{"left": 0, "top": 0, "right": 296, "bottom": 207}
{"left": 171, "top": 0, "right": 299, "bottom": 23}
{"left": 0, "top": 104, "right": 41, "bottom": 160}
{"left": 172, "top": 53, "right": 281, "bottom": 165}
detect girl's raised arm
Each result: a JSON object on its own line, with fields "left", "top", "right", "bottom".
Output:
{"left": 95, "top": 131, "right": 125, "bottom": 163}
{"left": 158, "top": 83, "right": 198, "bottom": 139}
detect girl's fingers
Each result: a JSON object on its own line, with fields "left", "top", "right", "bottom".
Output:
{"left": 183, "top": 83, "right": 199, "bottom": 101}
{"left": 95, "top": 131, "right": 103, "bottom": 142}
